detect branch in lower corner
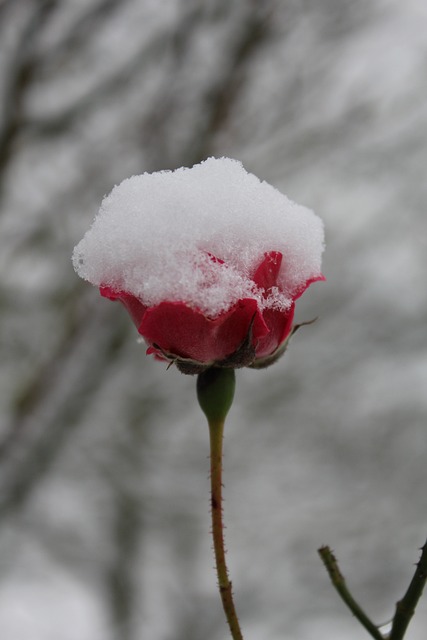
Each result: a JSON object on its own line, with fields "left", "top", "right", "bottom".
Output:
{"left": 318, "top": 545, "right": 384, "bottom": 640}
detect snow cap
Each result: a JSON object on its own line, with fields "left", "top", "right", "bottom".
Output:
{"left": 73, "top": 157, "right": 324, "bottom": 317}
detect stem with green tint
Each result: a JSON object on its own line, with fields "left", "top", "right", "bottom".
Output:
{"left": 389, "top": 540, "right": 427, "bottom": 640}
{"left": 318, "top": 546, "right": 383, "bottom": 640}
{"left": 197, "top": 368, "right": 243, "bottom": 640}
{"left": 319, "top": 541, "right": 427, "bottom": 640}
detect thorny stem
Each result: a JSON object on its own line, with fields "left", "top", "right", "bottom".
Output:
{"left": 320, "top": 541, "right": 427, "bottom": 640}
{"left": 318, "top": 546, "right": 383, "bottom": 640}
{"left": 197, "top": 368, "right": 241, "bottom": 639}
{"left": 209, "top": 417, "right": 244, "bottom": 640}
{"left": 389, "top": 540, "right": 427, "bottom": 640}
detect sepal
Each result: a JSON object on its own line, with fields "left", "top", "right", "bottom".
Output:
{"left": 250, "top": 318, "right": 317, "bottom": 369}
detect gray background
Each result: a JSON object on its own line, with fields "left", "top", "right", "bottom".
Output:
{"left": 0, "top": 1, "right": 426, "bottom": 639}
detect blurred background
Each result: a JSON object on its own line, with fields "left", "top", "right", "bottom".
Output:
{"left": 0, "top": 1, "right": 426, "bottom": 639}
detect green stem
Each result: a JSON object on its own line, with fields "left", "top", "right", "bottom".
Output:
{"left": 197, "top": 368, "right": 242, "bottom": 639}
{"left": 389, "top": 540, "right": 427, "bottom": 640}
{"left": 318, "top": 546, "right": 384, "bottom": 640}
{"left": 208, "top": 417, "right": 244, "bottom": 640}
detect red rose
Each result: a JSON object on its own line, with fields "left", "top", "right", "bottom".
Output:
{"left": 100, "top": 251, "right": 324, "bottom": 374}
{"left": 73, "top": 159, "right": 325, "bottom": 371}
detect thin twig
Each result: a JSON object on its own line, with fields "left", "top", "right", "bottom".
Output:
{"left": 389, "top": 540, "right": 427, "bottom": 640}
{"left": 318, "top": 546, "right": 384, "bottom": 640}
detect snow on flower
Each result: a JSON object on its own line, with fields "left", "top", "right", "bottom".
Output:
{"left": 72, "top": 157, "right": 325, "bottom": 373}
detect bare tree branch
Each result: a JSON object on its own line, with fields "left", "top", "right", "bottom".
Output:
{"left": 37, "top": 0, "right": 128, "bottom": 67}
{"left": 0, "top": 300, "right": 130, "bottom": 520}
{"left": 189, "top": 3, "right": 274, "bottom": 163}
{"left": 0, "top": 0, "right": 58, "bottom": 181}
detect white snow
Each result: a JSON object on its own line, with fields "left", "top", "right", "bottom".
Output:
{"left": 73, "top": 157, "right": 324, "bottom": 317}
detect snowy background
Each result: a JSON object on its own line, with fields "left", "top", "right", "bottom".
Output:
{"left": 0, "top": 1, "right": 426, "bottom": 640}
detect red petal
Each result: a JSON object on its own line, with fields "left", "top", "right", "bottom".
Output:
{"left": 292, "top": 273, "right": 326, "bottom": 301}
{"left": 255, "top": 304, "right": 295, "bottom": 358}
{"left": 100, "top": 287, "right": 148, "bottom": 327}
{"left": 252, "top": 251, "right": 283, "bottom": 290}
{"left": 140, "top": 299, "right": 269, "bottom": 363}
{"left": 100, "top": 265, "right": 325, "bottom": 365}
